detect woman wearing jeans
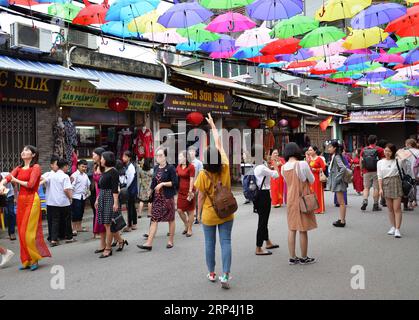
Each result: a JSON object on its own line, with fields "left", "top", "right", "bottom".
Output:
{"left": 195, "top": 113, "right": 234, "bottom": 289}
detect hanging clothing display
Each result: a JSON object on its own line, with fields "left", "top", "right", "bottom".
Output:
{"left": 64, "top": 119, "right": 77, "bottom": 168}
{"left": 134, "top": 127, "right": 154, "bottom": 160}
{"left": 263, "top": 130, "right": 275, "bottom": 156}
{"left": 53, "top": 119, "right": 66, "bottom": 159}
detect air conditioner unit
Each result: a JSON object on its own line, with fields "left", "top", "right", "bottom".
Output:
{"left": 287, "top": 83, "right": 300, "bottom": 97}
{"left": 65, "top": 29, "right": 97, "bottom": 50}
{"left": 10, "top": 22, "right": 52, "bottom": 53}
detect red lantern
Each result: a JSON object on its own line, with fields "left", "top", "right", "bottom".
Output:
{"left": 108, "top": 97, "right": 128, "bottom": 112}
{"left": 247, "top": 118, "right": 261, "bottom": 129}
{"left": 289, "top": 118, "right": 301, "bottom": 129}
{"left": 186, "top": 112, "right": 204, "bottom": 126}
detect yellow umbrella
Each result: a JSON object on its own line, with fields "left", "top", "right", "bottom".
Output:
{"left": 371, "top": 88, "right": 389, "bottom": 95}
{"left": 406, "top": 0, "right": 419, "bottom": 4}
{"left": 127, "top": 10, "right": 167, "bottom": 34}
{"left": 315, "top": 0, "right": 372, "bottom": 22}
{"left": 343, "top": 27, "right": 388, "bottom": 50}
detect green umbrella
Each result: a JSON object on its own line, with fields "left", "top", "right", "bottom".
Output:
{"left": 199, "top": 0, "right": 254, "bottom": 9}
{"left": 48, "top": 3, "right": 81, "bottom": 21}
{"left": 270, "top": 16, "right": 319, "bottom": 39}
{"left": 388, "top": 37, "right": 418, "bottom": 54}
{"left": 177, "top": 23, "right": 220, "bottom": 42}
{"left": 300, "top": 26, "right": 346, "bottom": 48}
{"left": 330, "top": 71, "right": 362, "bottom": 79}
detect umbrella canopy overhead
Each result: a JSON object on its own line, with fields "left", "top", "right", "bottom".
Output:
{"left": 73, "top": 0, "right": 109, "bottom": 25}
{"left": 127, "top": 10, "right": 166, "bottom": 33}
{"left": 105, "top": 0, "right": 159, "bottom": 22}
{"left": 48, "top": 2, "right": 81, "bottom": 21}
{"left": 233, "top": 46, "right": 263, "bottom": 59}
{"left": 200, "top": 0, "right": 254, "bottom": 9}
{"left": 316, "top": 0, "right": 372, "bottom": 22}
{"left": 158, "top": 2, "right": 213, "bottom": 28}
{"left": 236, "top": 27, "right": 272, "bottom": 47}
{"left": 405, "top": 48, "right": 419, "bottom": 65}
{"left": 276, "top": 48, "right": 313, "bottom": 62}
{"left": 206, "top": 12, "right": 256, "bottom": 33}
{"left": 308, "top": 39, "right": 346, "bottom": 57}
{"left": 388, "top": 37, "right": 418, "bottom": 54}
{"left": 177, "top": 23, "right": 220, "bottom": 42}
{"left": 343, "top": 27, "right": 388, "bottom": 50}
{"left": 176, "top": 40, "right": 202, "bottom": 51}
{"left": 375, "top": 36, "right": 397, "bottom": 49}
{"left": 260, "top": 37, "right": 301, "bottom": 55}
{"left": 246, "top": 0, "right": 303, "bottom": 21}
{"left": 385, "top": 5, "right": 419, "bottom": 37}
{"left": 375, "top": 49, "right": 405, "bottom": 64}
{"left": 270, "top": 15, "right": 319, "bottom": 39}
{"left": 101, "top": 21, "right": 141, "bottom": 38}
{"left": 210, "top": 50, "right": 236, "bottom": 58}
{"left": 200, "top": 34, "right": 236, "bottom": 52}
{"left": 351, "top": 3, "right": 407, "bottom": 29}
{"left": 300, "top": 26, "right": 346, "bottom": 48}
{"left": 143, "top": 29, "right": 188, "bottom": 44}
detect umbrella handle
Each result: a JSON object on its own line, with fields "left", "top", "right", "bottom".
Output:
{"left": 228, "top": 20, "right": 235, "bottom": 32}
{"left": 319, "top": 6, "right": 326, "bottom": 18}
{"left": 119, "top": 43, "right": 126, "bottom": 52}
{"left": 101, "top": 37, "right": 108, "bottom": 45}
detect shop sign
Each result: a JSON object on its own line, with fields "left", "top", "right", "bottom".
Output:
{"left": 58, "top": 81, "right": 155, "bottom": 111}
{"left": 341, "top": 108, "right": 419, "bottom": 124}
{"left": 232, "top": 96, "right": 267, "bottom": 118}
{"left": 165, "top": 84, "right": 232, "bottom": 115}
{"left": 0, "top": 71, "right": 58, "bottom": 107}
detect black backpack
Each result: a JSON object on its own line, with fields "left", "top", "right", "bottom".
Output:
{"left": 362, "top": 148, "right": 379, "bottom": 171}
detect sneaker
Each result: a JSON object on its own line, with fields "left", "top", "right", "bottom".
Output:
{"left": 219, "top": 274, "right": 231, "bottom": 289}
{"left": 207, "top": 272, "right": 217, "bottom": 282}
{"left": 372, "top": 204, "right": 382, "bottom": 211}
{"left": 289, "top": 257, "right": 300, "bottom": 265}
{"left": 0, "top": 249, "right": 15, "bottom": 268}
{"left": 394, "top": 229, "right": 402, "bottom": 238}
{"left": 361, "top": 201, "right": 368, "bottom": 211}
{"left": 387, "top": 227, "right": 396, "bottom": 235}
{"left": 299, "top": 257, "right": 316, "bottom": 265}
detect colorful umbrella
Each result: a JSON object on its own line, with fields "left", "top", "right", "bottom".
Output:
{"left": 405, "top": 48, "right": 419, "bottom": 65}
{"left": 258, "top": 62, "right": 287, "bottom": 68}
{"left": 127, "top": 10, "right": 166, "bottom": 34}
{"left": 276, "top": 48, "right": 313, "bottom": 62}
{"left": 343, "top": 27, "right": 388, "bottom": 50}
{"left": 385, "top": 5, "right": 419, "bottom": 37}
{"left": 8, "top": 0, "right": 40, "bottom": 5}
{"left": 142, "top": 29, "right": 187, "bottom": 44}
{"left": 206, "top": 12, "right": 256, "bottom": 33}
{"left": 300, "top": 26, "right": 346, "bottom": 48}
{"left": 270, "top": 15, "right": 319, "bottom": 39}
{"left": 210, "top": 50, "right": 236, "bottom": 58}
{"left": 260, "top": 37, "right": 301, "bottom": 55}
{"left": 105, "top": 0, "right": 159, "bottom": 22}
{"left": 233, "top": 46, "right": 263, "bottom": 59}
{"left": 351, "top": 3, "right": 407, "bottom": 29}
{"left": 200, "top": 34, "right": 236, "bottom": 52}
{"left": 158, "top": 2, "right": 213, "bottom": 29}
{"left": 73, "top": 0, "right": 109, "bottom": 25}
{"left": 286, "top": 60, "right": 317, "bottom": 69}
{"left": 246, "top": 0, "right": 303, "bottom": 21}
{"left": 177, "top": 23, "right": 220, "bottom": 42}
{"left": 311, "top": 55, "right": 347, "bottom": 74}
{"left": 375, "top": 36, "right": 397, "bottom": 49}
{"left": 236, "top": 27, "right": 272, "bottom": 47}
{"left": 176, "top": 40, "right": 202, "bottom": 51}
{"left": 374, "top": 49, "right": 405, "bottom": 64}
{"left": 101, "top": 21, "right": 141, "bottom": 38}
{"left": 339, "top": 62, "right": 381, "bottom": 72}
{"left": 48, "top": 2, "right": 81, "bottom": 21}
{"left": 388, "top": 37, "right": 418, "bottom": 54}
{"left": 248, "top": 55, "right": 278, "bottom": 63}
{"left": 316, "top": 0, "right": 371, "bottom": 22}
{"left": 363, "top": 67, "right": 396, "bottom": 81}
{"left": 200, "top": 0, "right": 254, "bottom": 9}
{"left": 308, "top": 39, "right": 346, "bottom": 57}
{"left": 0, "top": 0, "right": 9, "bottom": 6}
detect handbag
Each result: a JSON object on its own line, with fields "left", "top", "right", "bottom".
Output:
{"left": 110, "top": 212, "right": 127, "bottom": 233}
{"left": 342, "top": 167, "right": 353, "bottom": 184}
{"left": 296, "top": 163, "right": 319, "bottom": 214}
{"left": 319, "top": 170, "right": 328, "bottom": 183}
{"left": 396, "top": 159, "right": 416, "bottom": 199}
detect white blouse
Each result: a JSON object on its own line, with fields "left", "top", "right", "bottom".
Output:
{"left": 282, "top": 161, "right": 315, "bottom": 184}
{"left": 377, "top": 159, "right": 399, "bottom": 180}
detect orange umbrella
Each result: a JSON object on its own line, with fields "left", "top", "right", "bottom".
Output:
{"left": 260, "top": 38, "right": 301, "bottom": 55}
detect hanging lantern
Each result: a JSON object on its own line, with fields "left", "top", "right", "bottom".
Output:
{"left": 279, "top": 119, "right": 288, "bottom": 127}
{"left": 247, "top": 118, "right": 261, "bottom": 129}
{"left": 186, "top": 112, "right": 204, "bottom": 126}
{"left": 108, "top": 97, "right": 128, "bottom": 112}
{"left": 265, "top": 119, "right": 275, "bottom": 128}
{"left": 289, "top": 118, "right": 301, "bottom": 129}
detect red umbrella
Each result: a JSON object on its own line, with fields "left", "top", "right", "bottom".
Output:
{"left": 311, "top": 68, "right": 337, "bottom": 75}
{"left": 247, "top": 55, "right": 278, "bottom": 63}
{"left": 326, "top": 78, "right": 355, "bottom": 85}
{"left": 385, "top": 6, "right": 419, "bottom": 37}
{"left": 286, "top": 60, "right": 317, "bottom": 69}
{"left": 73, "top": 0, "right": 109, "bottom": 25}
{"left": 260, "top": 38, "right": 301, "bottom": 55}
{"left": 9, "top": 0, "right": 41, "bottom": 5}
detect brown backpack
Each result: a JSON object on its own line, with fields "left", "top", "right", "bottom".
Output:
{"left": 203, "top": 171, "right": 238, "bottom": 219}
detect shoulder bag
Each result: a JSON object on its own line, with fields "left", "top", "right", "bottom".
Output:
{"left": 296, "top": 162, "right": 319, "bottom": 214}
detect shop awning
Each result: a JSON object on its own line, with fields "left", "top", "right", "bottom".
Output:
{"left": 284, "top": 103, "right": 345, "bottom": 117}
{"left": 72, "top": 67, "right": 190, "bottom": 95}
{"left": 0, "top": 55, "right": 99, "bottom": 81}
{"left": 235, "top": 95, "right": 317, "bottom": 117}
{"left": 172, "top": 67, "right": 269, "bottom": 95}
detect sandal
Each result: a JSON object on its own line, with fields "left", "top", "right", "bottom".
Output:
{"left": 166, "top": 243, "right": 174, "bottom": 249}
{"left": 9, "top": 234, "right": 16, "bottom": 241}
{"left": 266, "top": 244, "right": 279, "bottom": 250}
{"left": 99, "top": 248, "right": 113, "bottom": 258}
{"left": 255, "top": 251, "right": 272, "bottom": 256}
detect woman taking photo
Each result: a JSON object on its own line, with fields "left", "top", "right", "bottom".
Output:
{"left": 0, "top": 146, "right": 51, "bottom": 270}
{"left": 269, "top": 149, "right": 285, "bottom": 208}
{"left": 307, "top": 146, "right": 326, "bottom": 214}
{"left": 176, "top": 150, "right": 196, "bottom": 237}
{"left": 137, "top": 148, "right": 178, "bottom": 250}
{"left": 194, "top": 113, "right": 234, "bottom": 289}
{"left": 377, "top": 144, "right": 403, "bottom": 238}
{"left": 327, "top": 140, "right": 348, "bottom": 228}
{"left": 95, "top": 151, "right": 128, "bottom": 258}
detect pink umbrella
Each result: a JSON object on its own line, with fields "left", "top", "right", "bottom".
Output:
{"left": 313, "top": 55, "right": 347, "bottom": 72}
{"left": 143, "top": 29, "right": 187, "bottom": 44}
{"left": 236, "top": 27, "right": 273, "bottom": 47}
{"left": 206, "top": 12, "right": 256, "bottom": 33}
{"left": 210, "top": 50, "right": 236, "bottom": 58}
{"left": 308, "top": 39, "right": 345, "bottom": 57}
{"left": 345, "top": 49, "right": 373, "bottom": 54}
{"left": 374, "top": 49, "right": 405, "bottom": 64}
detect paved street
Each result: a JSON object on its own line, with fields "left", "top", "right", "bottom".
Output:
{"left": 1, "top": 187, "right": 419, "bottom": 300}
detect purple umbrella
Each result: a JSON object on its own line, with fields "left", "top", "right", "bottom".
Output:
{"left": 363, "top": 67, "right": 396, "bottom": 81}
{"left": 200, "top": 34, "right": 236, "bottom": 52}
{"left": 157, "top": 2, "right": 213, "bottom": 28}
{"left": 344, "top": 49, "right": 373, "bottom": 55}
{"left": 408, "top": 79, "right": 419, "bottom": 87}
{"left": 344, "top": 52, "right": 379, "bottom": 66}
{"left": 246, "top": 0, "right": 303, "bottom": 21}
{"left": 351, "top": 3, "right": 407, "bottom": 29}
{"left": 405, "top": 48, "right": 419, "bottom": 65}
{"left": 275, "top": 48, "right": 313, "bottom": 62}
{"left": 376, "top": 36, "right": 397, "bottom": 49}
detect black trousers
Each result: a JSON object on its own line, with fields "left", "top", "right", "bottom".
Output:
{"left": 127, "top": 195, "right": 137, "bottom": 227}
{"left": 254, "top": 190, "right": 272, "bottom": 248}
{"left": 50, "top": 205, "right": 73, "bottom": 241}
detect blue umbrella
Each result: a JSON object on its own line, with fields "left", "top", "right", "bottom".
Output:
{"left": 176, "top": 40, "right": 202, "bottom": 51}
{"left": 0, "top": 0, "right": 8, "bottom": 6}
{"left": 344, "top": 52, "right": 379, "bottom": 66}
{"left": 351, "top": 3, "right": 407, "bottom": 29}
{"left": 375, "top": 36, "right": 397, "bottom": 49}
{"left": 105, "top": 0, "right": 159, "bottom": 22}
{"left": 157, "top": 2, "right": 213, "bottom": 28}
{"left": 407, "top": 79, "right": 419, "bottom": 87}
{"left": 233, "top": 46, "right": 263, "bottom": 59}
{"left": 390, "top": 88, "right": 408, "bottom": 96}
{"left": 364, "top": 68, "right": 396, "bottom": 81}
{"left": 276, "top": 48, "right": 313, "bottom": 62}
{"left": 405, "top": 48, "right": 419, "bottom": 65}
{"left": 246, "top": 0, "right": 303, "bottom": 21}
{"left": 200, "top": 35, "right": 236, "bottom": 52}
{"left": 258, "top": 62, "right": 286, "bottom": 68}
{"left": 102, "top": 21, "right": 142, "bottom": 38}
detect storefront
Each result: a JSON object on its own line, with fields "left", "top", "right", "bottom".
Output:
{"left": 340, "top": 107, "right": 419, "bottom": 151}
